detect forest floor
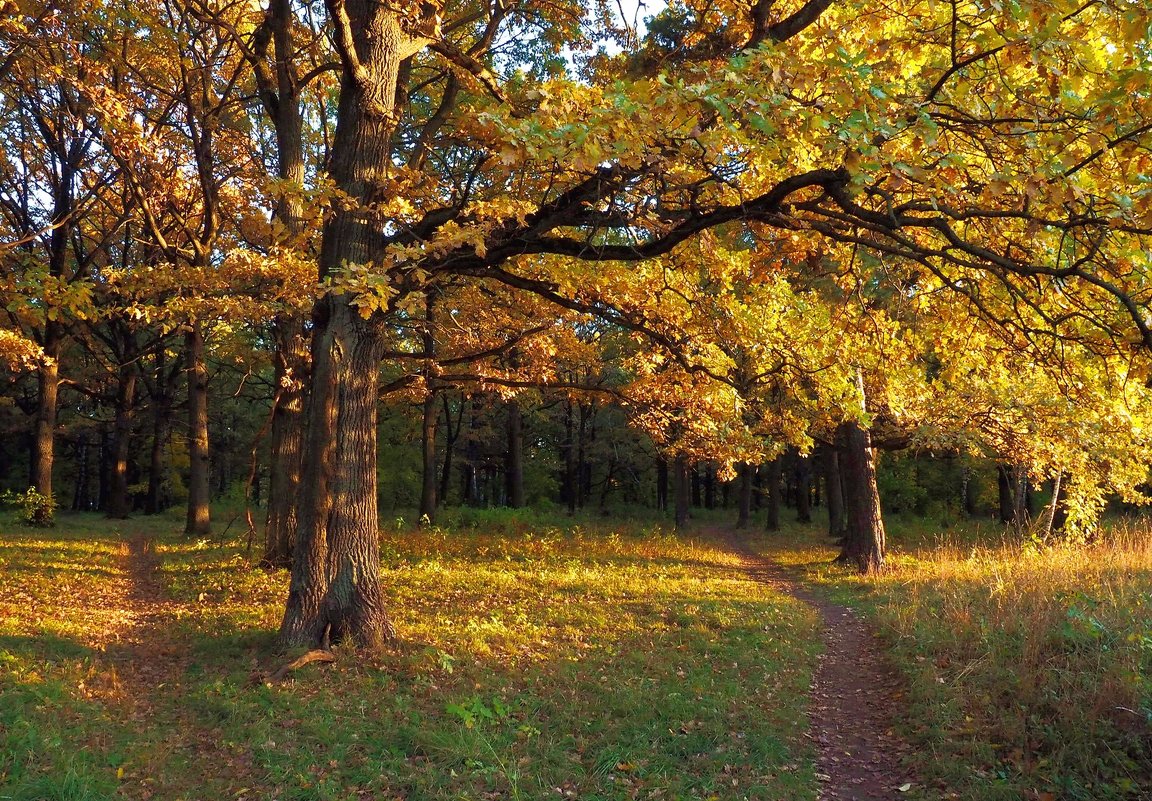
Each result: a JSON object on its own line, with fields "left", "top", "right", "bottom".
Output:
{"left": 0, "top": 511, "right": 820, "bottom": 801}
{"left": 1, "top": 509, "right": 1150, "bottom": 801}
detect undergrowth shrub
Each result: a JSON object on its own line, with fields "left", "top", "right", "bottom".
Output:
{"left": 1, "top": 487, "right": 55, "bottom": 527}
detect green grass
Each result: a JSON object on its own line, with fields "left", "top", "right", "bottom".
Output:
{"left": 753, "top": 515, "right": 1152, "bottom": 801}
{"left": 0, "top": 510, "right": 820, "bottom": 800}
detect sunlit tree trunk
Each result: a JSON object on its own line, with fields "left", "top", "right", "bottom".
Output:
{"left": 32, "top": 324, "right": 60, "bottom": 500}
{"left": 264, "top": 319, "right": 308, "bottom": 565}
{"left": 835, "top": 420, "right": 886, "bottom": 572}
{"left": 280, "top": 1, "right": 418, "bottom": 648}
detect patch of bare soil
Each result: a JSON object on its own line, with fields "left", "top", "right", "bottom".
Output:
{"left": 726, "top": 534, "right": 917, "bottom": 801}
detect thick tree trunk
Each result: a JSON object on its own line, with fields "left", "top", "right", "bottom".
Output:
{"left": 764, "top": 457, "right": 782, "bottom": 531}
{"left": 505, "top": 400, "right": 524, "bottom": 508}
{"left": 106, "top": 362, "right": 137, "bottom": 519}
{"left": 280, "top": 297, "right": 393, "bottom": 648}
{"left": 418, "top": 391, "right": 439, "bottom": 524}
{"left": 184, "top": 323, "right": 212, "bottom": 537}
{"left": 690, "top": 464, "right": 702, "bottom": 507}
{"left": 794, "top": 452, "right": 812, "bottom": 523}
{"left": 32, "top": 324, "right": 61, "bottom": 500}
{"left": 279, "top": 3, "right": 413, "bottom": 648}
{"left": 821, "top": 444, "right": 845, "bottom": 540}
{"left": 835, "top": 421, "right": 886, "bottom": 572}
{"left": 736, "top": 462, "right": 753, "bottom": 529}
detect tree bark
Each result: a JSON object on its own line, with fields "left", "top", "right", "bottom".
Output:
{"left": 184, "top": 323, "right": 212, "bottom": 537}
{"left": 280, "top": 297, "right": 393, "bottom": 648}
{"left": 258, "top": 0, "right": 311, "bottom": 567}
{"left": 835, "top": 420, "right": 886, "bottom": 572}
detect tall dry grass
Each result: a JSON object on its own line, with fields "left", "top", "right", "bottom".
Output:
{"left": 871, "top": 522, "right": 1152, "bottom": 800}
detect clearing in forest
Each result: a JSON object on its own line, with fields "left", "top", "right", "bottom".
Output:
{"left": 0, "top": 512, "right": 823, "bottom": 800}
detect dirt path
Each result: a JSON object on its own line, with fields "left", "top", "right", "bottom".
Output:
{"left": 84, "top": 531, "right": 264, "bottom": 798}
{"left": 725, "top": 534, "right": 917, "bottom": 801}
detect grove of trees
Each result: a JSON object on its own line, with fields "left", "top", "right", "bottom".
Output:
{"left": 2, "top": 0, "right": 1151, "bottom": 649}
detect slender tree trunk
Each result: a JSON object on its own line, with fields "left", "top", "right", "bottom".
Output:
{"left": 736, "top": 462, "right": 753, "bottom": 529}
{"left": 794, "top": 453, "right": 812, "bottom": 523}
{"left": 704, "top": 463, "right": 716, "bottom": 509}
{"left": 107, "top": 362, "right": 137, "bottom": 519}
{"left": 259, "top": 0, "right": 311, "bottom": 566}
{"left": 764, "top": 457, "right": 782, "bottom": 531}
{"left": 673, "top": 455, "right": 690, "bottom": 529}
{"left": 32, "top": 323, "right": 61, "bottom": 500}
{"left": 691, "top": 464, "right": 702, "bottom": 507}
{"left": 184, "top": 323, "right": 211, "bottom": 537}
{"left": 835, "top": 420, "right": 886, "bottom": 572}
{"left": 562, "top": 400, "right": 576, "bottom": 512}
{"left": 962, "top": 464, "right": 977, "bottom": 518}
{"left": 145, "top": 361, "right": 173, "bottom": 515}
{"left": 997, "top": 464, "right": 1014, "bottom": 523}
{"left": 821, "top": 444, "right": 846, "bottom": 540}
{"left": 438, "top": 393, "right": 459, "bottom": 505}
{"left": 264, "top": 317, "right": 308, "bottom": 565}
{"left": 505, "top": 399, "right": 524, "bottom": 508}
{"left": 655, "top": 455, "right": 668, "bottom": 512}
{"left": 418, "top": 391, "right": 439, "bottom": 524}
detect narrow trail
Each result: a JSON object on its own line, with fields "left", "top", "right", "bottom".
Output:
{"left": 84, "top": 530, "right": 264, "bottom": 798}
{"left": 724, "top": 533, "right": 916, "bottom": 801}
